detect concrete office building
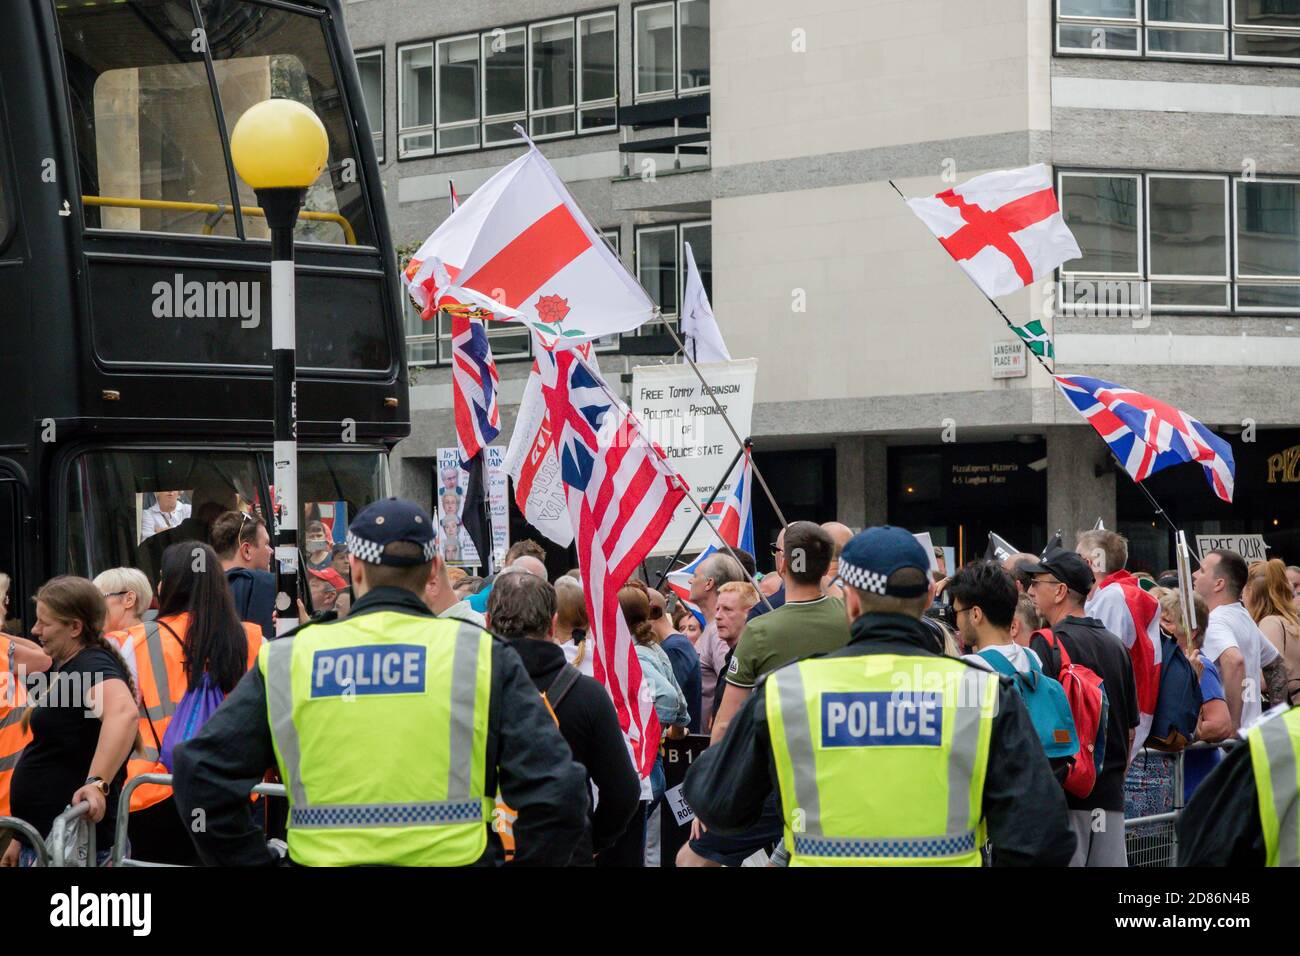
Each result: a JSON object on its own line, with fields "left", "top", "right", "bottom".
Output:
{"left": 344, "top": 0, "right": 1300, "bottom": 572}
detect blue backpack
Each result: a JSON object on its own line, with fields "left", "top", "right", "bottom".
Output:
{"left": 978, "top": 647, "right": 1080, "bottom": 760}
{"left": 1144, "top": 634, "right": 1202, "bottom": 752}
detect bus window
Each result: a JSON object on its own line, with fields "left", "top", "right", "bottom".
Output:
{"left": 298, "top": 450, "right": 391, "bottom": 608}
{"left": 0, "top": 480, "right": 26, "bottom": 634}
{"left": 65, "top": 449, "right": 263, "bottom": 584}
{"left": 299, "top": 447, "right": 390, "bottom": 554}
{"left": 200, "top": 0, "right": 375, "bottom": 247}
{"left": 57, "top": 0, "right": 241, "bottom": 238}
{"left": 0, "top": 124, "right": 8, "bottom": 247}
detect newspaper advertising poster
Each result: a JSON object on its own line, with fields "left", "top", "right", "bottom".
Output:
{"left": 435, "top": 448, "right": 509, "bottom": 569}
{"left": 632, "top": 359, "right": 758, "bottom": 556}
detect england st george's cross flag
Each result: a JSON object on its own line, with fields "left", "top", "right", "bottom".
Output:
{"left": 402, "top": 143, "right": 653, "bottom": 348}
{"left": 906, "top": 164, "right": 1082, "bottom": 300}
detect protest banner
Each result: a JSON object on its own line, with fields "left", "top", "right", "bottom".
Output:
{"left": 632, "top": 358, "right": 757, "bottom": 556}
{"left": 1193, "top": 533, "right": 1269, "bottom": 563}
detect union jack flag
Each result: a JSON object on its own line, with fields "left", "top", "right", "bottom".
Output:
{"left": 1054, "top": 375, "right": 1235, "bottom": 502}
{"left": 537, "top": 345, "right": 612, "bottom": 491}
{"left": 540, "top": 346, "right": 688, "bottom": 776}
{"left": 449, "top": 298, "right": 501, "bottom": 468}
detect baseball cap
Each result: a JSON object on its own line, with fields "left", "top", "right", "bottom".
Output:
{"left": 307, "top": 566, "right": 348, "bottom": 591}
{"left": 1019, "top": 547, "right": 1094, "bottom": 595}
{"left": 346, "top": 498, "right": 439, "bottom": 567}
{"left": 837, "top": 525, "right": 931, "bottom": 598}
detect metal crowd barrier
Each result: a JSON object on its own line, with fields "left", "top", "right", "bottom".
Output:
{"left": 112, "top": 772, "right": 287, "bottom": 867}
{"left": 0, "top": 815, "right": 51, "bottom": 867}
{"left": 1123, "top": 740, "right": 1240, "bottom": 868}
{"left": 49, "top": 801, "right": 96, "bottom": 867}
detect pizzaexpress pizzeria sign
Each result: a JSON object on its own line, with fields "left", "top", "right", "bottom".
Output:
{"left": 1267, "top": 444, "right": 1300, "bottom": 484}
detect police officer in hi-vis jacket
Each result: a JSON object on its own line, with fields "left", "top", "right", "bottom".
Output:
{"left": 173, "top": 498, "right": 588, "bottom": 866}
{"left": 684, "top": 526, "right": 1076, "bottom": 867}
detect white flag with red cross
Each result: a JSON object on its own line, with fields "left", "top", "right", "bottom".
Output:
{"left": 403, "top": 144, "right": 653, "bottom": 348}
{"left": 905, "top": 164, "right": 1082, "bottom": 300}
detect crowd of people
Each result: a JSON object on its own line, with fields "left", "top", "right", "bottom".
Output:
{"left": 0, "top": 494, "right": 1297, "bottom": 867}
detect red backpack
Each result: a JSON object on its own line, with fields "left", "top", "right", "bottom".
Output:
{"left": 1034, "top": 628, "right": 1109, "bottom": 800}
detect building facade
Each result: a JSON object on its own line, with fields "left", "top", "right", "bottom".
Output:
{"left": 343, "top": 0, "right": 1300, "bottom": 573}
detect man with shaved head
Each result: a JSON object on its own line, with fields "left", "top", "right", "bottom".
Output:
{"left": 1003, "top": 553, "right": 1041, "bottom": 593}
{"left": 821, "top": 521, "right": 854, "bottom": 600}
{"left": 510, "top": 555, "right": 548, "bottom": 579}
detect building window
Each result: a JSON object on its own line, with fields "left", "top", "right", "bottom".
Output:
{"left": 635, "top": 0, "right": 709, "bottom": 101}
{"left": 1147, "top": 174, "right": 1229, "bottom": 308}
{"left": 356, "top": 49, "right": 384, "bottom": 163}
{"left": 637, "top": 225, "right": 680, "bottom": 317}
{"left": 1056, "top": 0, "right": 1300, "bottom": 62}
{"left": 482, "top": 27, "right": 526, "bottom": 146}
{"left": 405, "top": 298, "right": 439, "bottom": 368}
{"left": 398, "top": 42, "right": 434, "bottom": 156}
{"left": 634, "top": 221, "right": 711, "bottom": 331}
{"left": 437, "top": 36, "right": 481, "bottom": 152}
{"left": 1236, "top": 179, "right": 1300, "bottom": 309}
{"left": 398, "top": 10, "right": 618, "bottom": 158}
{"left": 593, "top": 228, "right": 624, "bottom": 350}
{"left": 1058, "top": 170, "right": 1300, "bottom": 313}
{"left": 678, "top": 0, "right": 711, "bottom": 92}
{"left": 530, "top": 19, "right": 577, "bottom": 139}
{"left": 578, "top": 12, "right": 618, "bottom": 132}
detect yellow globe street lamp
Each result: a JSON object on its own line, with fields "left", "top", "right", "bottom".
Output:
{"left": 230, "top": 98, "right": 329, "bottom": 634}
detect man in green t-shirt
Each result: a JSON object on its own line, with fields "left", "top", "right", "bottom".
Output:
{"left": 710, "top": 521, "right": 850, "bottom": 745}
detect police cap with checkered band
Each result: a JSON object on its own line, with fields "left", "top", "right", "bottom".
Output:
{"left": 346, "top": 498, "right": 439, "bottom": 566}
{"left": 837, "top": 525, "right": 931, "bottom": 598}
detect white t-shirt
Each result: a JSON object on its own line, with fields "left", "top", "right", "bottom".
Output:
{"left": 140, "top": 501, "right": 191, "bottom": 540}
{"left": 1202, "top": 601, "right": 1281, "bottom": 729}
{"left": 963, "top": 642, "right": 1043, "bottom": 675}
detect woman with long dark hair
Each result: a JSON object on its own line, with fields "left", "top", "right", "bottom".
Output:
{"left": 117, "top": 541, "right": 263, "bottom": 864}
{"left": 3, "top": 577, "right": 139, "bottom": 866}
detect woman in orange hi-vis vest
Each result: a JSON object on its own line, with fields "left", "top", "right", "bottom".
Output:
{"left": 0, "top": 626, "right": 52, "bottom": 820}
{"left": 119, "top": 541, "right": 262, "bottom": 865}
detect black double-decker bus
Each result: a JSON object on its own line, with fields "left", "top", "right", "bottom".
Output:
{"left": 0, "top": 0, "right": 409, "bottom": 626}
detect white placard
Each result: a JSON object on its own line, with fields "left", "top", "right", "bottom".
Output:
{"left": 992, "top": 340, "right": 1027, "bottom": 379}
{"left": 1194, "top": 533, "right": 1269, "bottom": 563}
{"left": 664, "top": 783, "right": 695, "bottom": 827}
{"left": 632, "top": 358, "right": 758, "bottom": 556}
{"left": 913, "top": 532, "right": 940, "bottom": 577}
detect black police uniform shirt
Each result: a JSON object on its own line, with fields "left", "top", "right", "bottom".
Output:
{"left": 1030, "top": 615, "right": 1140, "bottom": 814}
{"left": 10, "top": 645, "right": 130, "bottom": 850}
{"left": 1176, "top": 736, "right": 1267, "bottom": 866}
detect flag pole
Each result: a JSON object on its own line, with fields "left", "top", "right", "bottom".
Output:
{"left": 883, "top": 175, "right": 1190, "bottom": 541}
{"left": 658, "top": 318, "right": 790, "bottom": 529}
{"left": 574, "top": 351, "right": 775, "bottom": 614}
{"left": 652, "top": 441, "right": 748, "bottom": 591}
{"left": 677, "top": 478, "right": 775, "bottom": 615}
